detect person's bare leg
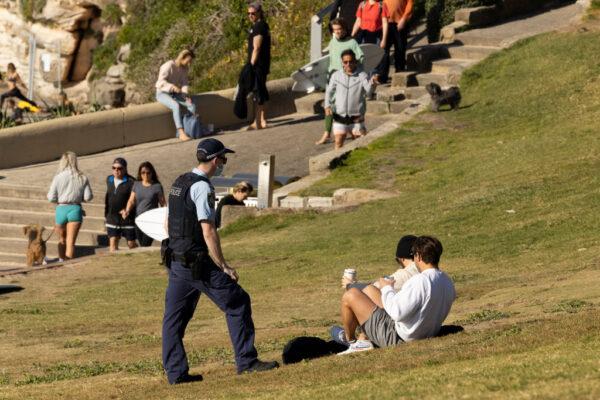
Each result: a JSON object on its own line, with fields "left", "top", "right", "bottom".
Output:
{"left": 55, "top": 225, "right": 66, "bottom": 260}
{"left": 256, "top": 103, "right": 267, "bottom": 128}
{"left": 362, "top": 285, "right": 383, "bottom": 308}
{"left": 65, "top": 222, "right": 81, "bottom": 259}
{"left": 127, "top": 240, "right": 138, "bottom": 249}
{"left": 334, "top": 131, "right": 346, "bottom": 149}
{"left": 341, "top": 288, "right": 378, "bottom": 342}
{"left": 109, "top": 236, "right": 119, "bottom": 252}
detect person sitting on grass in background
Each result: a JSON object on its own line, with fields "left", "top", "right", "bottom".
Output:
{"left": 215, "top": 181, "right": 253, "bottom": 229}
{"left": 331, "top": 234, "right": 418, "bottom": 344}
{"left": 336, "top": 235, "right": 456, "bottom": 354}
{"left": 122, "top": 161, "right": 166, "bottom": 247}
{"left": 156, "top": 49, "right": 196, "bottom": 141}
{"left": 316, "top": 18, "right": 365, "bottom": 146}
{"left": 325, "top": 49, "right": 376, "bottom": 149}
{"left": 104, "top": 158, "right": 137, "bottom": 252}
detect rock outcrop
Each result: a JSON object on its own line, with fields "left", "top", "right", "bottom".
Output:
{"left": 0, "top": 0, "right": 125, "bottom": 107}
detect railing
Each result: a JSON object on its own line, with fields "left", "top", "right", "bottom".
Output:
{"left": 310, "top": 2, "right": 336, "bottom": 61}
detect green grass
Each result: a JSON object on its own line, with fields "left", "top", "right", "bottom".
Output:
{"left": 1, "top": 31, "right": 600, "bottom": 398}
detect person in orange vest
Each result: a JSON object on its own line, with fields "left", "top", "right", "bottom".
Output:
{"left": 379, "top": 0, "right": 413, "bottom": 82}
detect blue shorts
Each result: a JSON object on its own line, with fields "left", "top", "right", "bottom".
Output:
{"left": 55, "top": 205, "right": 83, "bottom": 225}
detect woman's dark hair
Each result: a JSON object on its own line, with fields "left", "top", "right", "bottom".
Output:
{"left": 330, "top": 17, "right": 349, "bottom": 37}
{"left": 7, "top": 63, "right": 16, "bottom": 72}
{"left": 412, "top": 236, "right": 443, "bottom": 266}
{"left": 137, "top": 161, "right": 160, "bottom": 184}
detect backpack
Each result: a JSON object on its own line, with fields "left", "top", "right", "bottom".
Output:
{"left": 182, "top": 112, "right": 210, "bottom": 139}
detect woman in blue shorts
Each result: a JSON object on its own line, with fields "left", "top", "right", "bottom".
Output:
{"left": 47, "top": 152, "right": 93, "bottom": 261}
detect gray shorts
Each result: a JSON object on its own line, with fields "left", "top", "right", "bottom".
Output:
{"left": 362, "top": 307, "right": 404, "bottom": 348}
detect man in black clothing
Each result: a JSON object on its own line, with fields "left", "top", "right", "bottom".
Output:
{"left": 329, "top": 0, "right": 362, "bottom": 33}
{"left": 104, "top": 157, "right": 137, "bottom": 251}
{"left": 247, "top": 2, "right": 271, "bottom": 130}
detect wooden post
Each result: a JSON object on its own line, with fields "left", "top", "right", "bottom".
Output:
{"left": 257, "top": 154, "right": 275, "bottom": 209}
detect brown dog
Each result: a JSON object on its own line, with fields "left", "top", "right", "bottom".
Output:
{"left": 23, "top": 224, "right": 48, "bottom": 267}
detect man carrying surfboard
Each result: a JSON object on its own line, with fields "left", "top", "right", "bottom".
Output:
{"left": 162, "top": 138, "right": 278, "bottom": 384}
{"left": 316, "top": 17, "right": 364, "bottom": 146}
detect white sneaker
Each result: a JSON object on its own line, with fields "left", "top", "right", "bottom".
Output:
{"left": 337, "top": 339, "right": 374, "bottom": 355}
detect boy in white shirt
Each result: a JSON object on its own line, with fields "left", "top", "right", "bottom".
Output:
{"left": 338, "top": 236, "right": 456, "bottom": 354}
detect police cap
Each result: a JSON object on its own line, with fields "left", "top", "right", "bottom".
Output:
{"left": 196, "top": 138, "right": 235, "bottom": 162}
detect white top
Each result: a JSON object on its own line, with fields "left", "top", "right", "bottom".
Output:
{"left": 155, "top": 60, "right": 190, "bottom": 94}
{"left": 47, "top": 170, "right": 93, "bottom": 204}
{"left": 381, "top": 268, "right": 455, "bottom": 342}
{"left": 373, "top": 261, "right": 419, "bottom": 291}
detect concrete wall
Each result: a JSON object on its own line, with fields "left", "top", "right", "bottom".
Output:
{"left": 0, "top": 78, "right": 301, "bottom": 169}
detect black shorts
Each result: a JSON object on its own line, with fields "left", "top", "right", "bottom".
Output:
{"left": 253, "top": 68, "right": 269, "bottom": 105}
{"left": 106, "top": 226, "right": 136, "bottom": 241}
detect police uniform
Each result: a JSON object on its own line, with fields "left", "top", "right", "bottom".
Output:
{"left": 161, "top": 142, "right": 260, "bottom": 383}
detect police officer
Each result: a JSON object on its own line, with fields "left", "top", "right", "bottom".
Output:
{"left": 162, "top": 138, "right": 279, "bottom": 384}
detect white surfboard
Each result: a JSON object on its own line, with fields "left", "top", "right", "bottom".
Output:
{"left": 135, "top": 207, "right": 168, "bottom": 242}
{"left": 291, "top": 43, "right": 385, "bottom": 93}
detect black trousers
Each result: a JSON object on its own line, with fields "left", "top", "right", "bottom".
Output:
{"left": 0, "top": 88, "right": 37, "bottom": 107}
{"left": 379, "top": 22, "right": 409, "bottom": 82}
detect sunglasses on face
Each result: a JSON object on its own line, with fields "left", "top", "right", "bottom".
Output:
{"left": 141, "top": 171, "right": 151, "bottom": 175}
{"left": 342, "top": 60, "right": 356, "bottom": 65}
{"left": 112, "top": 166, "right": 123, "bottom": 171}
{"left": 218, "top": 156, "right": 228, "bottom": 164}
{"left": 248, "top": 11, "right": 257, "bottom": 15}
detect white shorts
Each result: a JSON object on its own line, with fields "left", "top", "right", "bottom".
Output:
{"left": 333, "top": 121, "right": 366, "bottom": 135}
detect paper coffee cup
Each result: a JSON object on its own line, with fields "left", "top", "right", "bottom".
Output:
{"left": 343, "top": 268, "right": 356, "bottom": 281}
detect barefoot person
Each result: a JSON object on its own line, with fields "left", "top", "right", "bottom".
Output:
{"left": 162, "top": 139, "right": 278, "bottom": 384}
{"left": 336, "top": 236, "right": 455, "bottom": 354}
{"left": 325, "top": 49, "right": 376, "bottom": 149}
{"left": 156, "top": 49, "right": 196, "bottom": 141}
{"left": 104, "top": 158, "right": 137, "bottom": 252}
{"left": 246, "top": 2, "right": 271, "bottom": 130}
{"left": 47, "top": 152, "right": 93, "bottom": 261}
{"left": 316, "top": 18, "right": 364, "bottom": 146}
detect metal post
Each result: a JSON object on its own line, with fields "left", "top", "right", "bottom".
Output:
{"left": 257, "top": 154, "right": 275, "bottom": 209}
{"left": 27, "top": 33, "right": 36, "bottom": 100}
{"left": 310, "top": 15, "right": 323, "bottom": 62}
{"left": 56, "top": 40, "right": 62, "bottom": 94}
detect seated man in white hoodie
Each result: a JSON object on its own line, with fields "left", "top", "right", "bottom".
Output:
{"left": 337, "top": 235, "right": 456, "bottom": 354}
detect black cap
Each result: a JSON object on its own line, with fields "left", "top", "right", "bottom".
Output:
{"left": 196, "top": 138, "right": 235, "bottom": 162}
{"left": 113, "top": 157, "right": 127, "bottom": 168}
{"left": 396, "top": 235, "right": 417, "bottom": 259}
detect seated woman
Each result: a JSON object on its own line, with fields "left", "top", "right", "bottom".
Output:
{"left": 215, "top": 181, "right": 253, "bottom": 228}
{"left": 156, "top": 49, "right": 196, "bottom": 141}
{"left": 1, "top": 63, "right": 38, "bottom": 108}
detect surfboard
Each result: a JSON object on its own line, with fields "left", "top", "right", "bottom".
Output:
{"left": 135, "top": 207, "right": 168, "bottom": 242}
{"left": 291, "top": 43, "right": 385, "bottom": 93}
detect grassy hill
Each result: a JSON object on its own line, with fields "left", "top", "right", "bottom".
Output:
{"left": 2, "top": 30, "right": 600, "bottom": 399}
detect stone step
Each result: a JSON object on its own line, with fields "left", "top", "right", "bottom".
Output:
{"left": 431, "top": 58, "right": 476, "bottom": 74}
{"left": 390, "top": 99, "right": 419, "bottom": 114}
{"left": 366, "top": 101, "right": 390, "bottom": 115}
{"left": 0, "top": 261, "right": 27, "bottom": 273}
{"left": 455, "top": 33, "right": 502, "bottom": 48}
{"left": 444, "top": 44, "right": 500, "bottom": 61}
{"left": 0, "top": 223, "right": 106, "bottom": 246}
{"left": 0, "top": 196, "right": 105, "bottom": 217}
{"left": 403, "top": 86, "right": 429, "bottom": 99}
{"left": 0, "top": 252, "right": 25, "bottom": 264}
{"left": 391, "top": 71, "right": 418, "bottom": 88}
{"left": 413, "top": 72, "right": 461, "bottom": 87}
{"left": 375, "top": 86, "right": 405, "bottom": 102}
{"left": 0, "top": 237, "right": 98, "bottom": 259}
{"left": 0, "top": 209, "right": 106, "bottom": 231}
{"left": 294, "top": 93, "right": 324, "bottom": 115}
{"left": 0, "top": 184, "right": 48, "bottom": 200}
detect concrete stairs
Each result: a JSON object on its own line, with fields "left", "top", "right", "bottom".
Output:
{"left": 0, "top": 184, "right": 107, "bottom": 269}
{"left": 293, "top": 37, "right": 501, "bottom": 116}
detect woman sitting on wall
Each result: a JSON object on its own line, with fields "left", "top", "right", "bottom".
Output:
{"left": 155, "top": 49, "right": 196, "bottom": 141}
{"left": 1, "top": 63, "right": 38, "bottom": 108}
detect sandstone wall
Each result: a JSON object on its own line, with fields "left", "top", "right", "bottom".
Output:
{"left": 0, "top": 0, "right": 125, "bottom": 107}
